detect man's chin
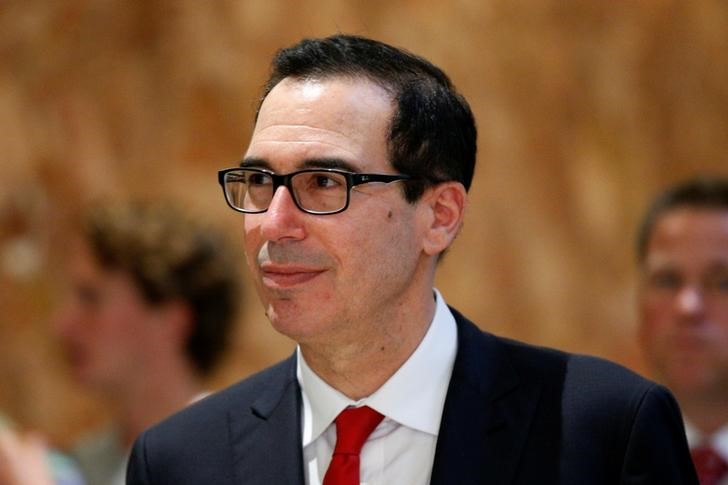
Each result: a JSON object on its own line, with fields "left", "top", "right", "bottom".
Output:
{"left": 266, "top": 306, "right": 325, "bottom": 341}
{"left": 256, "top": 278, "right": 302, "bottom": 303}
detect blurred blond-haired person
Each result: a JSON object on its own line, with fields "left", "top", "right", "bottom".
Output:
{"left": 52, "top": 200, "right": 241, "bottom": 485}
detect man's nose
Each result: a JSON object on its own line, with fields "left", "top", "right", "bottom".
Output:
{"left": 676, "top": 285, "right": 705, "bottom": 320}
{"left": 259, "top": 186, "right": 306, "bottom": 242}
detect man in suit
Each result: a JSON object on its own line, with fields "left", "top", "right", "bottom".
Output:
{"left": 637, "top": 178, "right": 728, "bottom": 484}
{"left": 127, "top": 34, "right": 697, "bottom": 484}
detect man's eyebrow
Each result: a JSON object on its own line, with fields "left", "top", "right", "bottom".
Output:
{"left": 300, "top": 158, "right": 359, "bottom": 172}
{"left": 239, "top": 157, "right": 361, "bottom": 173}
{"left": 239, "top": 157, "right": 270, "bottom": 169}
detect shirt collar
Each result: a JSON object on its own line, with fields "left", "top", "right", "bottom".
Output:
{"left": 685, "top": 420, "right": 728, "bottom": 461}
{"left": 297, "top": 288, "right": 458, "bottom": 446}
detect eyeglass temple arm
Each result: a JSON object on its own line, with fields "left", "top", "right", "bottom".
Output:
{"left": 354, "top": 173, "right": 411, "bottom": 184}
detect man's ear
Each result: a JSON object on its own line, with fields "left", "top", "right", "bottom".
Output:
{"left": 420, "top": 181, "right": 467, "bottom": 256}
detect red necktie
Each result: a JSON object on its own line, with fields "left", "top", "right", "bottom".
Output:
{"left": 692, "top": 445, "right": 728, "bottom": 485}
{"left": 322, "top": 406, "right": 384, "bottom": 485}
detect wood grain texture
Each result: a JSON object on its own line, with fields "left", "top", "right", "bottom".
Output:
{"left": 1, "top": 0, "right": 727, "bottom": 445}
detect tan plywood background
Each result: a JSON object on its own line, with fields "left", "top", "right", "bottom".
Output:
{"left": 1, "top": 0, "right": 727, "bottom": 445}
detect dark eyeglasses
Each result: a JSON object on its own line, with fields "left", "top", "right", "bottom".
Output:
{"left": 218, "top": 167, "right": 412, "bottom": 215}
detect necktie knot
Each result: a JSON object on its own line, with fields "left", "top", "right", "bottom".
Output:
{"left": 322, "top": 406, "right": 384, "bottom": 485}
{"left": 333, "top": 406, "right": 384, "bottom": 455}
{"left": 692, "top": 445, "right": 728, "bottom": 485}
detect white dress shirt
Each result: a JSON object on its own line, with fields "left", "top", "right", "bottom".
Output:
{"left": 297, "top": 289, "right": 458, "bottom": 485}
{"left": 685, "top": 421, "right": 728, "bottom": 485}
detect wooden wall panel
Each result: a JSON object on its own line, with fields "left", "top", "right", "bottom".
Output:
{"left": 1, "top": 0, "right": 727, "bottom": 444}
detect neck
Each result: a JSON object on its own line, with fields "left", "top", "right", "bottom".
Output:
{"left": 105, "top": 360, "right": 203, "bottom": 448}
{"left": 300, "top": 287, "right": 437, "bottom": 400}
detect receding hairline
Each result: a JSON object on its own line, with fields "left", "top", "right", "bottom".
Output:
{"left": 257, "top": 72, "right": 398, "bottom": 121}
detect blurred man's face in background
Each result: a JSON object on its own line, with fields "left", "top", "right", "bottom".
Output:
{"left": 638, "top": 207, "right": 728, "bottom": 403}
{"left": 52, "top": 241, "right": 164, "bottom": 395}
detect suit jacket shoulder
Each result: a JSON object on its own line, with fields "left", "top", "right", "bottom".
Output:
{"left": 431, "top": 307, "right": 697, "bottom": 485}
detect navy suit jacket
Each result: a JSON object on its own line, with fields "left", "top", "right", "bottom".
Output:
{"left": 127, "top": 308, "right": 698, "bottom": 484}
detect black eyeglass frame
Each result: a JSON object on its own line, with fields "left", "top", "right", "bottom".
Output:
{"left": 218, "top": 167, "right": 413, "bottom": 215}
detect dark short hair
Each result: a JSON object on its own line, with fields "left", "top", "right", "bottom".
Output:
{"left": 636, "top": 176, "right": 728, "bottom": 263}
{"left": 258, "top": 34, "right": 477, "bottom": 202}
{"left": 82, "top": 200, "right": 242, "bottom": 377}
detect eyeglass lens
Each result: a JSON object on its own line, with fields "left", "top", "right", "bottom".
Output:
{"left": 224, "top": 170, "right": 349, "bottom": 214}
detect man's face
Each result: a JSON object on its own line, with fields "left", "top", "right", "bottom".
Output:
{"left": 52, "top": 241, "right": 164, "bottom": 393}
{"left": 242, "top": 77, "right": 430, "bottom": 346}
{"left": 638, "top": 207, "right": 728, "bottom": 402}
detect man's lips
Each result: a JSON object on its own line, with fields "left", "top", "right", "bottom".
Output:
{"left": 257, "top": 242, "right": 332, "bottom": 288}
{"left": 259, "top": 265, "right": 325, "bottom": 288}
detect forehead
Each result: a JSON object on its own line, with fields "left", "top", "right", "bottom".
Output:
{"left": 246, "top": 76, "right": 394, "bottom": 172}
{"left": 644, "top": 208, "right": 728, "bottom": 269}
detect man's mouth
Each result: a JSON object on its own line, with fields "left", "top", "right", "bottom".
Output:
{"left": 259, "top": 264, "right": 325, "bottom": 288}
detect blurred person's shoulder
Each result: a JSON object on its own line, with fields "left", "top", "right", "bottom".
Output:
{"left": 69, "top": 425, "right": 125, "bottom": 485}
{"left": 1, "top": 412, "right": 87, "bottom": 485}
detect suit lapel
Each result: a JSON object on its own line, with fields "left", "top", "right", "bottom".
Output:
{"left": 430, "top": 310, "right": 543, "bottom": 485}
{"left": 228, "top": 355, "right": 306, "bottom": 485}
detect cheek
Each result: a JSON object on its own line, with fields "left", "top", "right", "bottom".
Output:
{"left": 94, "top": 303, "right": 145, "bottom": 344}
{"left": 243, "top": 220, "right": 262, "bottom": 265}
{"left": 639, "top": 299, "right": 673, "bottom": 345}
{"left": 53, "top": 306, "right": 82, "bottom": 341}
{"left": 710, "top": 308, "right": 728, "bottom": 342}
{"left": 345, "top": 212, "right": 419, "bottom": 275}
{"left": 87, "top": 316, "right": 124, "bottom": 350}
{"left": 243, "top": 216, "right": 256, "bottom": 240}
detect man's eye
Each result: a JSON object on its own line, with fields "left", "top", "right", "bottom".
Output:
{"left": 313, "top": 174, "right": 342, "bottom": 188}
{"left": 706, "top": 273, "right": 728, "bottom": 292}
{"left": 648, "top": 272, "right": 682, "bottom": 290}
{"left": 247, "top": 173, "right": 272, "bottom": 185}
